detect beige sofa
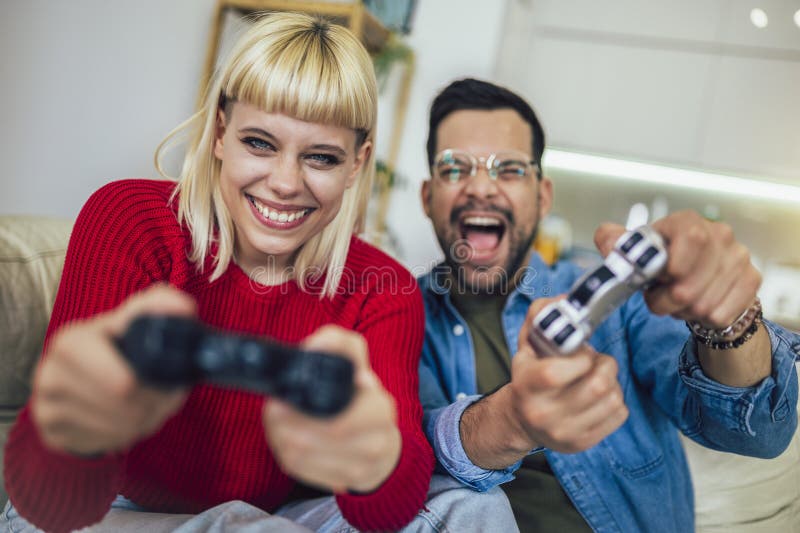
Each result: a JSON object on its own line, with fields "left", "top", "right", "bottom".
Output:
{"left": 0, "top": 216, "right": 73, "bottom": 506}
{"left": 0, "top": 215, "right": 798, "bottom": 530}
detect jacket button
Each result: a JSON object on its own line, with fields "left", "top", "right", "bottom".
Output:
{"left": 453, "top": 325, "right": 465, "bottom": 336}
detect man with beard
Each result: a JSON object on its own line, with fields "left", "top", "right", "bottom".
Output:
{"left": 417, "top": 78, "right": 799, "bottom": 532}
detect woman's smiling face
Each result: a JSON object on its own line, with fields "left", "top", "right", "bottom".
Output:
{"left": 214, "top": 101, "right": 370, "bottom": 277}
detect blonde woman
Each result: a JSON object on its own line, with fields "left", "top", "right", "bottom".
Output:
{"left": 2, "top": 13, "right": 441, "bottom": 532}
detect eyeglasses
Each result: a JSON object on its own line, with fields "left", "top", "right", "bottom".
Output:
{"left": 433, "top": 149, "right": 540, "bottom": 184}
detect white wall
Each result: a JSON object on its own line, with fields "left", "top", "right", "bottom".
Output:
{"left": 0, "top": 0, "right": 507, "bottom": 273}
{"left": 382, "top": 0, "right": 511, "bottom": 271}
{"left": 0, "top": 0, "right": 216, "bottom": 217}
{"left": 490, "top": 0, "right": 800, "bottom": 259}
{"left": 495, "top": 0, "right": 800, "bottom": 181}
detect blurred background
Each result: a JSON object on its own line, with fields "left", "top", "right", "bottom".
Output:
{"left": 1, "top": 0, "right": 798, "bottom": 330}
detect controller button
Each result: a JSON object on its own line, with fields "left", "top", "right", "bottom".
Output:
{"left": 539, "top": 309, "right": 562, "bottom": 330}
{"left": 554, "top": 324, "right": 577, "bottom": 346}
{"left": 569, "top": 266, "right": 616, "bottom": 308}
{"left": 620, "top": 232, "right": 644, "bottom": 253}
{"left": 636, "top": 246, "right": 660, "bottom": 269}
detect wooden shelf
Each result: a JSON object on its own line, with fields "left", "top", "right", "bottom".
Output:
{"left": 223, "top": 0, "right": 389, "bottom": 52}
{"left": 199, "top": 0, "right": 390, "bottom": 106}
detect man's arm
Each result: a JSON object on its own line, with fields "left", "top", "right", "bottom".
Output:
{"left": 459, "top": 385, "right": 531, "bottom": 470}
{"left": 460, "top": 301, "right": 629, "bottom": 470}
{"left": 596, "top": 212, "right": 798, "bottom": 458}
{"left": 697, "top": 327, "right": 772, "bottom": 388}
{"left": 596, "top": 212, "right": 772, "bottom": 388}
{"left": 418, "top": 300, "right": 627, "bottom": 489}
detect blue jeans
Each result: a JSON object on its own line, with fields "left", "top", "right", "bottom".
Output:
{"left": 1, "top": 475, "right": 518, "bottom": 532}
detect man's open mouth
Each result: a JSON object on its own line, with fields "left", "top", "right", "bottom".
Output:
{"left": 459, "top": 215, "right": 506, "bottom": 252}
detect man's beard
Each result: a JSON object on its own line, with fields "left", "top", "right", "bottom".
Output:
{"left": 439, "top": 220, "right": 539, "bottom": 296}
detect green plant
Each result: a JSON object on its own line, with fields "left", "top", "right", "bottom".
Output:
{"left": 372, "top": 35, "right": 413, "bottom": 90}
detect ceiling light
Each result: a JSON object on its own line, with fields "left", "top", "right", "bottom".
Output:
{"left": 542, "top": 149, "right": 800, "bottom": 205}
{"left": 794, "top": 9, "right": 800, "bottom": 28}
{"left": 750, "top": 8, "right": 768, "bottom": 28}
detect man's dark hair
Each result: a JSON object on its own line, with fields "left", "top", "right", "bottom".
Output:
{"left": 426, "top": 78, "right": 546, "bottom": 170}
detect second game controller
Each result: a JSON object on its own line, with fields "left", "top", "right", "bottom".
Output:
{"left": 528, "top": 225, "right": 668, "bottom": 357}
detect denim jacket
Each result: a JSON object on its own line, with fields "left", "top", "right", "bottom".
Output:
{"left": 419, "top": 253, "right": 800, "bottom": 533}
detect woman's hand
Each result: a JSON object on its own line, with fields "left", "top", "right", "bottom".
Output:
{"left": 263, "top": 325, "right": 402, "bottom": 494}
{"left": 31, "top": 284, "right": 195, "bottom": 456}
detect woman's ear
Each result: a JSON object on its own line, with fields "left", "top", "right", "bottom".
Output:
{"left": 346, "top": 140, "right": 372, "bottom": 189}
{"left": 213, "top": 108, "right": 228, "bottom": 160}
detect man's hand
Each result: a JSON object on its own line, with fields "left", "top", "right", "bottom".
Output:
{"left": 595, "top": 212, "right": 770, "bottom": 387}
{"left": 31, "top": 284, "right": 194, "bottom": 456}
{"left": 461, "top": 297, "right": 629, "bottom": 469}
{"left": 263, "top": 325, "right": 401, "bottom": 494}
{"left": 595, "top": 211, "right": 761, "bottom": 328}
{"left": 511, "top": 298, "right": 630, "bottom": 452}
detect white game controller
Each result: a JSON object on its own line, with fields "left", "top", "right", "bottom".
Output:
{"left": 528, "top": 225, "right": 668, "bottom": 357}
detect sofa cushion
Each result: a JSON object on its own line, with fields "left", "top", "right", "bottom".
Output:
{"left": 0, "top": 216, "right": 72, "bottom": 506}
{"left": 0, "top": 216, "right": 72, "bottom": 411}
{"left": 681, "top": 362, "right": 800, "bottom": 531}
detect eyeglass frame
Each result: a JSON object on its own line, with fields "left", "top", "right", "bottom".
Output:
{"left": 431, "top": 148, "right": 542, "bottom": 184}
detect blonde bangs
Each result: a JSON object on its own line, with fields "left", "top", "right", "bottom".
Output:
{"left": 223, "top": 16, "right": 376, "bottom": 135}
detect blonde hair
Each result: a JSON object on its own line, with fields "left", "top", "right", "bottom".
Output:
{"left": 155, "top": 12, "right": 377, "bottom": 298}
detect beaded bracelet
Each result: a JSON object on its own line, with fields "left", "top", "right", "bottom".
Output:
{"left": 686, "top": 297, "right": 763, "bottom": 350}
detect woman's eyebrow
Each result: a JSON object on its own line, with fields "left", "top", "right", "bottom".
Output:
{"left": 307, "top": 144, "right": 347, "bottom": 158}
{"left": 238, "top": 127, "right": 277, "bottom": 141}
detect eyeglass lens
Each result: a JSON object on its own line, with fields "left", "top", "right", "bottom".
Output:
{"left": 436, "top": 151, "right": 534, "bottom": 183}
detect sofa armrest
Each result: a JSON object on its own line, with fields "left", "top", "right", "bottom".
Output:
{"left": 681, "top": 362, "right": 800, "bottom": 532}
{"left": 0, "top": 215, "right": 73, "bottom": 506}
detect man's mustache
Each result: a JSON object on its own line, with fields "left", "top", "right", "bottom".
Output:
{"left": 450, "top": 204, "right": 514, "bottom": 226}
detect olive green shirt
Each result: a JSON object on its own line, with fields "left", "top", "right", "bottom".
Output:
{"left": 448, "top": 288, "right": 591, "bottom": 533}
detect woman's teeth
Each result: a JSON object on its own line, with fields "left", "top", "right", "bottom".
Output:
{"left": 248, "top": 195, "right": 310, "bottom": 223}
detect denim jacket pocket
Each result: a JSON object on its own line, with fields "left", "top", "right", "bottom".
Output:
{"left": 598, "top": 380, "right": 665, "bottom": 479}
{"left": 599, "top": 419, "right": 665, "bottom": 478}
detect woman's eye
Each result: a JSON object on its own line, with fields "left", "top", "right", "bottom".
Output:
{"left": 242, "top": 137, "right": 274, "bottom": 152}
{"left": 306, "top": 153, "right": 341, "bottom": 167}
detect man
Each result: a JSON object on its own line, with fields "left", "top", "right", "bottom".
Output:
{"left": 417, "top": 78, "right": 799, "bottom": 532}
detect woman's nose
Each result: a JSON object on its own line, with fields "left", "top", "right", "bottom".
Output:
{"left": 267, "top": 156, "right": 304, "bottom": 198}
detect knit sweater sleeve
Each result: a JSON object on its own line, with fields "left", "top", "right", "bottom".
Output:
{"left": 3, "top": 179, "right": 189, "bottom": 533}
{"left": 335, "top": 248, "right": 434, "bottom": 531}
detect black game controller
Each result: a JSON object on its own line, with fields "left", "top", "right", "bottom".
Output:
{"left": 117, "top": 316, "right": 355, "bottom": 417}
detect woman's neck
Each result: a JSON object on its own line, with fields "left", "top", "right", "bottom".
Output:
{"left": 234, "top": 253, "right": 295, "bottom": 287}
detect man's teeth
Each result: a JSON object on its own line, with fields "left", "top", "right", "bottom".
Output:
{"left": 249, "top": 196, "right": 309, "bottom": 222}
{"left": 463, "top": 216, "right": 501, "bottom": 227}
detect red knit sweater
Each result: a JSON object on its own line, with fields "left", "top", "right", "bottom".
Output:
{"left": 4, "top": 179, "right": 433, "bottom": 532}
